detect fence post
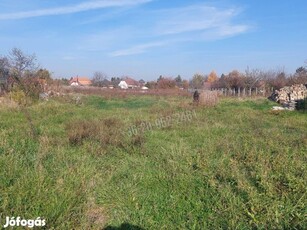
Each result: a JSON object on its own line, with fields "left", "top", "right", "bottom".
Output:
{"left": 256, "top": 87, "right": 258, "bottom": 96}
{"left": 243, "top": 88, "right": 246, "bottom": 97}
{"left": 249, "top": 88, "right": 252, "bottom": 97}
{"left": 238, "top": 88, "right": 241, "bottom": 97}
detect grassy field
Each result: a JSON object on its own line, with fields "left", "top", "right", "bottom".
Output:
{"left": 0, "top": 94, "right": 306, "bottom": 229}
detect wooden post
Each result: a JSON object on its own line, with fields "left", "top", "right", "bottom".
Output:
{"left": 249, "top": 88, "right": 252, "bottom": 97}
{"left": 238, "top": 88, "right": 241, "bottom": 97}
{"left": 243, "top": 88, "right": 246, "bottom": 97}
{"left": 256, "top": 87, "right": 258, "bottom": 96}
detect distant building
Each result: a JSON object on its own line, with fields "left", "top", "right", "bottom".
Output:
{"left": 118, "top": 77, "right": 140, "bottom": 89}
{"left": 69, "top": 76, "right": 92, "bottom": 86}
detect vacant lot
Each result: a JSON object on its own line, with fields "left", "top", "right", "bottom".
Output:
{"left": 0, "top": 95, "right": 306, "bottom": 229}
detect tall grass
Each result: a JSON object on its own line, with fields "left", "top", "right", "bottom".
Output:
{"left": 0, "top": 95, "right": 306, "bottom": 229}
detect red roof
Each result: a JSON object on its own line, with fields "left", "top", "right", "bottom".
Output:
{"left": 123, "top": 77, "right": 139, "bottom": 86}
{"left": 70, "top": 77, "right": 92, "bottom": 86}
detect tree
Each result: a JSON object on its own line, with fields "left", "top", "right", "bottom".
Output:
{"left": 0, "top": 57, "right": 9, "bottom": 75}
{"left": 291, "top": 66, "right": 307, "bottom": 85}
{"left": 224, "top": 70, "right": 245, "bottom": 90}
{"left": 4, "top": 48, "right": 42, "bottom": 139}
{"left": 8, "top": 48, "right": 38, "bottom": 79}
{"left": 264, "top": 69, "right": 288, "bottom": 90}
{"left": 0, "top": 57, "right": 10, "bottom": 91}
{"left": 110, "top": 77, "right": 121, "bottom": 85}
{"left": 157, "top": 77, "right": 176, "bottom": 89}
{"left": 60, "top": 78, "right": 69, "bottom": 85}
{"left": 92, "top": 71, "right": 108, "bottom": 87}
{"left": 244, "top": 68, "right": 263, "bottom": 89}
{"left": 175, "top": 75, "right": 182, "bottom": 87}
{"left": 145, "top": 81, "right": 157, "bottom": 89}
{"left": 207, "top": 71, "right": 218, "bottom": 83}
{"left": 139, "top": 79, "right": 145, "bottom": 85}
{"left": 4, "top": 48, "right": 43, "bottom": 101}
{"left": 36, "top": 68, "right": 51, "bottom": 79}
{"left": 182, "top": 80, "right": 189, "bottom": 89}
{"left": 296, "top": 66, "right": 307, "bottom": 75}
{"left": 190, "top": 73, "right": 206, "bottom": 89}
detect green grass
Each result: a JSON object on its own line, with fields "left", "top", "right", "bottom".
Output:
{"left": 0, "top": 95, "right": 306, "bottom": 229}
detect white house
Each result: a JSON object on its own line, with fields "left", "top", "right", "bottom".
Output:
{"left": 118, "top": 81, "right": 128, "bottom": 89}
{"left": 118, "top": 77, "right": 140, "bottom": 89}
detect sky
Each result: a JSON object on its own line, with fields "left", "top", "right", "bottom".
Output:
{"left": 0, "top": 0, "right": 306, "bottom": 80}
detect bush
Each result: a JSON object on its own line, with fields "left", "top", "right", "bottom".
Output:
{"left": 296, "top": 98, "right": 307, "bottom": 111}
{"left": 9, "top": 87, "right": 28, "bottom": 105}
{"left": 66, "top": 118, "right": 128, "bottom": 151}
{"left": 66, "top": 120, "right": 100, "bottom": 145}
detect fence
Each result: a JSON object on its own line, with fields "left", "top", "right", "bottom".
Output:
{"left": 209, "top": 87, "right": 274, "bottom": 97}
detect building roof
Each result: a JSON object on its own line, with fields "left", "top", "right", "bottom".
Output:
{"left": 122, "top": 77, "right": 139, "bottom": 86}
{"left": 69, "top": 77, "right": 92, "bottom": 86}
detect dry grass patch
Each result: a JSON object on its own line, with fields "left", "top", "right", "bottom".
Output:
{"left": 199, "top": 90, "right": 219, "bottom": 107}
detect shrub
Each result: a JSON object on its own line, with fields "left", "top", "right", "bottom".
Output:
{"left": 66, "top": 120, "right": 100, "bottom": 145}
{"left": 9, "top": 87, "right": 28, "bottom": 105}
{"left": 296, "top": 98, "right": 307, "bottom": 111}
{"left": 66, "top": 118, "right": 129, "bottom": 151}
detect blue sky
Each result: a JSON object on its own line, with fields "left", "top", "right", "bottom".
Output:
{"left": 0, "top": 0, "right": 306, "bottom": 80}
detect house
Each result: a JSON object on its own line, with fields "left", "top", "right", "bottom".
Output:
{"left": 69, "top": 76, "right": 92, "bottom": 86}
{"left": 118, "top": 80, "right": 128, "bottom": 89}
{"left": 118, "top": 77, "right": 140, "bottom": 89}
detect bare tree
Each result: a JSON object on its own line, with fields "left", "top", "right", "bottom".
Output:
{"left": 92, "top": 71, "right": 108, "bottom": 87}
{"left": 4, "top": 48, "right": 42, "bottom": 138}
{"left": 263, "top": 68, "right": 288, "bottom": 90}
{"left": 289, "top": 66, "right": 307, "bottom": 85}
{"left": 245, "top": 68, "right": 263, "bottom": 89}
{"left": 8, "top": 48, "right": 38, "bottom": 79}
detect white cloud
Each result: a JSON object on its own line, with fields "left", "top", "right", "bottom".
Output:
{"left": 216, "top": 24, "right": 250, "bottom": 37}
{"left": 0, "top": 0, "right": 152, "bottom": 20}
{"left": 154, "top": 5, "right": 246, "bottom": 35}
{"left": 43, "top": 2, "right": 250, "bottom": 57}
{"left": 110, "top": 41, "right": 166, "bottom": 57}
{"left": 108, "top": 4, "right": 251, "bottom": 56}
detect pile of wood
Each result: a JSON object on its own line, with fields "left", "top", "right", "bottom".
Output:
{"left": 270, "top": 84, "right": 307, "bottom": 110}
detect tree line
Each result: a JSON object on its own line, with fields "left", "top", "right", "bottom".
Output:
{"left": 1, "top": 48, "right": 306, "bottom": 94}
{"left": 92, "top": 67, "right": 307, "bottom": 91}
